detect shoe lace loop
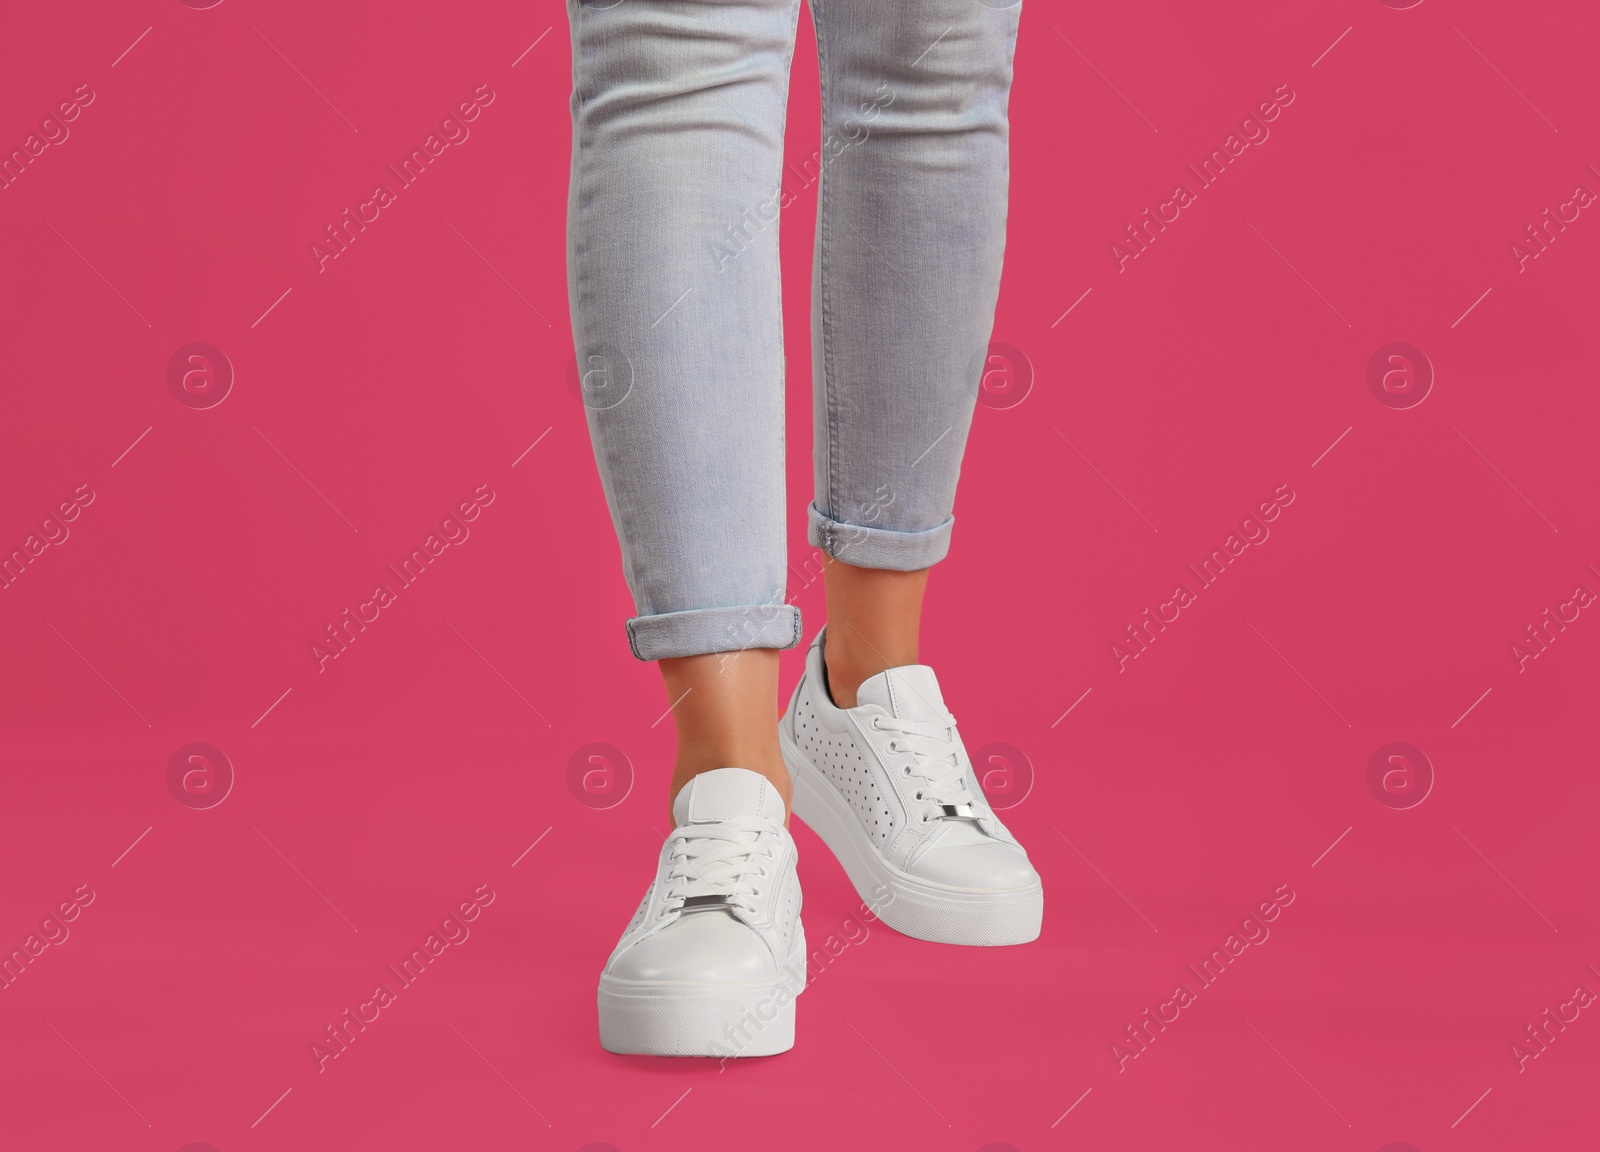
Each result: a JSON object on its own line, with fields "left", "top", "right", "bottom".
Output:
{"left": 871, "top": 713, "right": 974, "bottom": 807}
{"left": 662, "top": 817, "right": 775, "bottom": 915}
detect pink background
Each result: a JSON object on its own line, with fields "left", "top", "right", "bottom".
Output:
{"left": 3, "top": 1, "right": 1598, "bottom": 1149}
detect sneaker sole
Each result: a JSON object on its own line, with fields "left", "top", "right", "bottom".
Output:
{"left": 782, "top": 724, "right": 1043, "bottom": 946}
{"left": 598, "top": 974, "right": 800, "bottom": 1057}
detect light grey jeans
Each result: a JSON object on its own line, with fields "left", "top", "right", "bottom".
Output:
{"left": 565, "top": 0, "right": 1021, "bottom": 661}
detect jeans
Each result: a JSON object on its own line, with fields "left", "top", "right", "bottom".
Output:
{"left": 564, "top": 0, "right": 1022, "bottom": 661}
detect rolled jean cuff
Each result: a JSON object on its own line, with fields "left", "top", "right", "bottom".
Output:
{"left": 624, "top": 603, "right": 803, "bottom": 662}
{"left": 807, "top": 502, "right": 954, "bottom": 572}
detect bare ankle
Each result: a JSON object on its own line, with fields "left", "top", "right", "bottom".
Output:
{"left": 823, "top": 625, "right": 918, "bottom": 709}
{"left": 820, "top": 560, "right": 929, "bottom": 709}
{"left": 823, "top": 644, "right": 871, "bottom": 709}
{"left": 657, "top": 648, "right": 792, "bottom": 824}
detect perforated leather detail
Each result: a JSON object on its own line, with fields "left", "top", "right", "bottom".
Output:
{"left": 794, "top": 693, "right": 900, "bottom": 852}
{"left": 627, "top": 889, "right": 652, "bottom": 931}
{"left": 605, "top": 888, "right": 656, "bottom": 968}
{"left": 771, "top": 849, "right": 802, "bottom": 959}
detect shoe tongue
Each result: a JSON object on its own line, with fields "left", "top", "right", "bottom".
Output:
{"left": 672, "top": 767, "right": 785, "bottom": 827}
{"left": 854, "top": 665, "right": 947, "bottom": 721}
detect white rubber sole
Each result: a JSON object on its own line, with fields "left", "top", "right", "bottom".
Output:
{"left": 598, "top": 925, "right": 807, "bottom": 1058}
{"left": 782, "top": 724, "right": 1043, "bottom": 946}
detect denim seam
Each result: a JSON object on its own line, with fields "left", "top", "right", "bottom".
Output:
{"left": 811, "top": 0, "right": 841, "bottom": 559}
{"left": 773, "top": 0, "right": 803, "bottom": 569}
{"left": 570, "top": 7, "right": 654, "bottom": 620}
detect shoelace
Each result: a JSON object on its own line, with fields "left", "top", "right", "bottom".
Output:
{"left": 662, "top": 816, "right": 776, "bottom": 915}
{"left": 870, "top": 713, "right": 977, "bottom": 811}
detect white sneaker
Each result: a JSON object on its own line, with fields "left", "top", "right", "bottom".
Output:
{"left": 781, "top": 628, "right": 1043, "bottom": 946}
{"left": 598, "top": 768, "right": 805, "bottom": 1056}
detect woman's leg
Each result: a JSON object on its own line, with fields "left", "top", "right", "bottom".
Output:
{"left": 819, "top": 561, "right": 928, "bottom": 708}
{"left": 777, "top": 0, "right": 1040, "bottom": 948}
{"left": 568, "top": 0, "right": 809, "bottom": 1058}
{"left": 806, "top": 0, "right": 1022, "bottom": 697}
{"left": 566, "top": 0, "right": 803, "bottom": 807}
{"left": 660, "top": 650, "right": 789, "bottom": 813}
